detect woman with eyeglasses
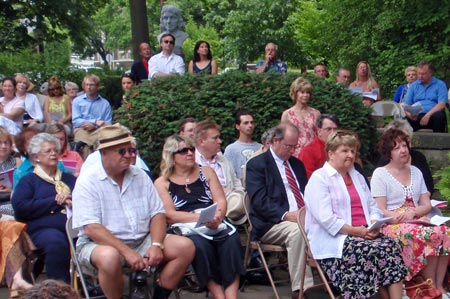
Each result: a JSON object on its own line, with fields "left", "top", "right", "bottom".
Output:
{"left": 64, "top": 81, "right": 79, "bottom": 105}
{"left": 12, "top": 133, "right": 76, "bottom": 284}
{"left": 281, "top": 77, "right": 321, "bottom": 157}
{"left": 305, "top": 130, "right": 406, "bottom": 299}
{"left": 155, "top": 135, "right": 244, "bottom": 299}
{"left": 43, "top": 76, "right": 72, "bottom": 134}
{"left": 188, "top": 41, "right": 218, "bottom": 75}
{"left": 372, "top": 128, "right": 450, "bottom": 296}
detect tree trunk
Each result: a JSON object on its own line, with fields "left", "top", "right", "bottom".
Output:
{"left": 129, "top": 0, "right": 150, "bottom": 61}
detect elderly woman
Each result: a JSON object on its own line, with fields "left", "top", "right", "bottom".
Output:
{"left": 12, "top": 133, "right": 76, "bottom": 283}
{"left": 43, "top": 76, "right": 72, "bottom": 134}
{"left": 305, "top": 130, "right": 406, "bottom": 299}
{"left": 393, "top": 66, "right": 417, "bottom": 103}
{"left": 0, "top": 77, "right": 25, "bottom": 135}
{"left": 64, "top": 81, "right": 79, "bottom": 104}
{"left": 350, "top": 61, "right": 381, "bottom": 101}
{"left": 155, "top": 135, "right": 244, "bottom": 299}
{"left": 14, "top": 74, "right": 43, "bottom": 128}
{"left": 281, "top": 77, "right": 321, "bottom": 156}
{"left": 371, "top": 128, "right": 450, "bottom": 296}
{"left": 46, "top": 124, "right": 83, "bottom": 176}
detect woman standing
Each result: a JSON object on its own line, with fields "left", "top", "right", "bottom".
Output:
{"left": 372, "top": 128, "right": 450, "bottom": 295}
{"left": 188, "top": 41, "right": 218, "bottom": 75}
{"left": 281, "top": 77, "right": 320, "bottom": 156}
{"left": 350, "top": 61, "right": 381, "bottom": 100}
{"left": 12, "top": 133, "right": 76, "bottom": 283}
{"left": 0, "top": 77, "right": 25, "bottom": 135}
{"left": 155, "top": 135, "right": 244, "bottom": 299}
{"left": 305, "top": 130, "right": 405, "bottom": 299}
{"left": 14, "top": 74, "right": 43, "bottom": 128}
{"left": 43, "top": 76, "right": 72, "bottom": 134}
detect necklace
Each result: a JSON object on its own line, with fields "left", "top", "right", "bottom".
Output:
{"left": 344, "top": 174, "right": 353, "bottom": 186}
{"left": 185, "top": 178, "right": 191, "bottom": 194}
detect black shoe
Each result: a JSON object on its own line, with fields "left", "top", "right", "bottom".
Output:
{"left": 72, "top": 141, "right": 86, "bottom": 153}
{"left": 246, "top": 257, "right": 273, "bottom": 285}
{"left": 152, "top": 285, "right": 172, "bottom": 299}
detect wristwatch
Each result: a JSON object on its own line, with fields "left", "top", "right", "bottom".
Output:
{"left": 151, "top": 242, "right": 164, "bottom": 250}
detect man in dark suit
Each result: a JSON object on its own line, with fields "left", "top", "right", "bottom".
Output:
{"left": 246, "top": 122, "right": 313, "bottom": 299}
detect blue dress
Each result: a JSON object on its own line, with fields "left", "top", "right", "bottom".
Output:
{"left": 192, "top": 61, "right": 212, "bottom": 74}
{"left": 12, "top": 172, "right": 76, "bottom": 283}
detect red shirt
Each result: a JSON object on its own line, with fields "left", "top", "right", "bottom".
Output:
{"left": 298, "top": 137, "right": 326, "bottom": 179}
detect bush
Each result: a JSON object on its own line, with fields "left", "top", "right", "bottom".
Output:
{"left": 116, "top": 71, "right": 376, "bottom": 176}
{"left": 435, "top": 152, "right": 450, "bottom": 200}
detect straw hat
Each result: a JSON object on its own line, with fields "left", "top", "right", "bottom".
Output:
{"left": 96, "top": 124, "right": 134, "bottom": 150}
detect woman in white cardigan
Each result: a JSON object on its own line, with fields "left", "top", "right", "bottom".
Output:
{"left": 304, "top": 130, "right": 406, "bottom": 299}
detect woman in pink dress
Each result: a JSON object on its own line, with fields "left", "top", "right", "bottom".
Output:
{"left": 281, "top": 77, "right": 320, "bottom": 157}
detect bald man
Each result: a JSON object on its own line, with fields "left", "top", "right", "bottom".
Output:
{"left": 131, "top": 42, "right": 151, "bottom": 83}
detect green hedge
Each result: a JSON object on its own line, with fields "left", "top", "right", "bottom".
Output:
{"left": 116, "top": 71, "right": 376, "bottom": 176}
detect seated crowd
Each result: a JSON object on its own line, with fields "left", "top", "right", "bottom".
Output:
{"left": 0, "top": 51, "right": 449, "bottom": 299}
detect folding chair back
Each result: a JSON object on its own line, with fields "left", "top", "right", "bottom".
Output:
{"left": 297, "top": 208, "right": 336, "bottom": 299}
{"left": 242, "top": 193, "right": 288, "bottom": 299}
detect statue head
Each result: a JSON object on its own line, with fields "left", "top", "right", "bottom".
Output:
{"left": 160, "top": 5, "right": 185, "bottom": 33}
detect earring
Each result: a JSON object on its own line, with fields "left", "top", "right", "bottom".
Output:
{"left": 36, "top": 159, "right": 40, "bottom": 163}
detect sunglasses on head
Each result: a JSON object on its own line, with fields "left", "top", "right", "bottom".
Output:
{"left": 108, "top": 147, "right": 137, "bottom": 156}
{"left": 174, "top": 147, "right": 195, "bottom": 155}
{"left": 163, "top": 40, "right": 174, "bottom": 45}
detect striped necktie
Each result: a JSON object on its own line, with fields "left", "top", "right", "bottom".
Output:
{"left": 283, "top": 161, "right": 305, "bottom": 208}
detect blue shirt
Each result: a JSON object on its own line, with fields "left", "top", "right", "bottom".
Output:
{"left": 72, "top": 94, "right": 112, "bottom": 128}
{"left": 255, "top": 60, "right": 287, "bottom": 74}
{"left": 404, "top": 77, "right": 448, "bottom": 113}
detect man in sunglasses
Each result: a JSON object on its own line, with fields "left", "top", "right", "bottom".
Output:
{"left": 73, "top": 124, "right": 195, "bottom": 299}
{"left": 148, "top": 33, "right": 185, "bottom": 79}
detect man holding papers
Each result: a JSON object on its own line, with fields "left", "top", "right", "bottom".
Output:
{"left": 155, "top": 135, "right": 244, "bottom": 299}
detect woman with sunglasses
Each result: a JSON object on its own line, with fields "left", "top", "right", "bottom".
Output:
{"left": 12, "top": 133, "right": 76, "bottom": 284}
{"left": 155, "top": 135, "right": 244, "bottom": 299}
{"left": 43, "top": 76, "right": 72, "bottom": 134}
{"left": 305, "top": 130, "right": 406, "bottom": 299}
{"left": 188, "top": 41, "right": 218, "bottom": 75}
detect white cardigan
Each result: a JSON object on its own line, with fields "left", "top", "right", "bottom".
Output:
{"left": 304, "top": 162, "right": 382, "bottom": 259}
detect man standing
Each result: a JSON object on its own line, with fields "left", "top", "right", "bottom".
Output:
{"left": 72, "top": 74, "right": 112, "bottom": 156}
{"left": 148, "top": 33, "right": 185, "bottom": 79}
{"left": 73, "top": 124, "right": 194, "bottom": 299}
{"left": 404, "top": 61, "right": 448, "bottom": 132}
{"left": 131, "top": 42, "right": 151, "bottom": 83}
{"left": 178, "top": 117, "right": 196, "bottom": 140}
{"left": 255, "top": 43, "right": 287, "bottom": 74}
{"left": 299, "top": 114, "right": 339, "bottom": 178}
{"left": 313, "top": 63, "right": 328, "bottom": 79}
{"left": 195, "top": 120, "right": 246, "bottom": 225}
{"left": 336, "top": 67, "right": 351, "bottom": 87}
{"left": 224, "top": 110, "right": 262, "bottom": 181}
{"left": 246, "top": 122, "right": 313, "bottom": 299}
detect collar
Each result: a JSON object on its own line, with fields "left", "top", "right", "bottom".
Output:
{"left": 195, "top": 149, "right": 218, "bottom": 165}
{"left": 269, "top": 147, "right": 285, "bottom": 164}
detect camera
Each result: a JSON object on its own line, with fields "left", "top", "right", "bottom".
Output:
{"left": 132, "top": 270, "right": 148, "bottom": 286}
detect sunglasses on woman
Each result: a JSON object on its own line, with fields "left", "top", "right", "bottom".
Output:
{"left": 174, "top": 147, "right": 195, "bottom": 155}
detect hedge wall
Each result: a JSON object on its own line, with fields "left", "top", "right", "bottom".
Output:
{"left": 116, "top": 71, "right": 376, "bottom": 176}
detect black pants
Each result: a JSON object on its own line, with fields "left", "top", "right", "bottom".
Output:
{"left": 407, "top": 110, "right": 447, "bottom": 132}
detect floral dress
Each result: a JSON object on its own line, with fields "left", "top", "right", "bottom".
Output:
{"left": 371, "top": 166, "right": 450, "bottom": 281}
{"left": 284, "top": 107, "right": 320, "bottom": 156}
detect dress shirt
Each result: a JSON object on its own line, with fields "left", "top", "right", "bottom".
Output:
{"left": 404, "top": 77, "right": 448, "bottom": 113}
{"left": 148, "top": 52, "right": 185, "bottom": 79}
{"left": 195, "top": 150, "right": 226, "bottom": 187}
{"left": 72, "top": 94, "right": 112, "bottom": 128}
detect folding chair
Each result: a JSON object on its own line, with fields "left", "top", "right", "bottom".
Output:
{"left": 371, "top": 101, "right": 405, "bottom": 119}
{"left": 242, "top": 194, "right": 288, "bottom": 299}
{"left": 297, "top": 207, "right": 336, "bottom": 299}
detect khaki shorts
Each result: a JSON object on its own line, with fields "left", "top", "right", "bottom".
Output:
{"left": 76, "top": 234, "right": 153, "bottom": 275}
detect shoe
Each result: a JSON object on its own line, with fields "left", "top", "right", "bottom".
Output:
{"left": 152, "top": 285, "right": 172, "bottom": 299}
{"left": 291, "top": 290, "right": 299, "bottom": 299}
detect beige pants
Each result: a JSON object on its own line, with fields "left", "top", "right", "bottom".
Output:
{"left": 74, "top": 128, "right": 99, "bottom": 147}
{"left": 260, "top": 220, "right": 313, "bottom": 291}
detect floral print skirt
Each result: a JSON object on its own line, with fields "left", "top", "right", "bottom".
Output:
{"left": 319, "top": 235, "right": 406, "bottom": 299}
{"left": 382, "top": 205, "right": 450, "bottom": 281}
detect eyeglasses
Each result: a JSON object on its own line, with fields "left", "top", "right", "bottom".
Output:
{"left": 107, "top": 148, "right": 137, "bottom": 156}
{"left": 163, "top": 40, "right": 174, "bottom": 45}
{"left": 174, "top": 147, "right": 195, "bottom": 155}
{"left": 283, "top": 143, "right": 300, "bottom": 150}
{"left": 41, "top": 149, "right": 59, "bottom": 155}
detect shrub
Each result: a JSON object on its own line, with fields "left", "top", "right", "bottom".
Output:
{"left": 116, "top": 71, "right": 376, "bottom": 176}
{"left": 435, "top": 152, "right": 450, "bottom": 200}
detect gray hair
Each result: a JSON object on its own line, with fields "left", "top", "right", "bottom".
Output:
{"left": 65, "top": 81, "right": 79, "bottom": 91}
{"left": 28, "top": 133, "right": 61, "bottom": 156}
{"left": 386, "top": 119, "right": 413, "bottom": 137}
{"left": 270, "top": 122, "right": 299, "bottom": 144}
{"left": 261, "top": 127, "right": 276, "bottom": 144}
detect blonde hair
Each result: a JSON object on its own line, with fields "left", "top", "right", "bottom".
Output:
{"left": 404, "top": 66, "right": 417, "bottom": 76}
{"left": 325, "top": 130, "right": 360, "bottom": 159}
{"left": 14, "top": 73, "right": 30, "bottom": 89}
{"left": 82, "top": 74, "right": 100, "bottom": 87}
{"left": 289, "top": 77, "right": 313, "bottom": 102}
{"left": 160, "top": 135, "right": 195, "bottom": 179}
{"left": 355, "top": 61, "right": 377, "bottom": 90}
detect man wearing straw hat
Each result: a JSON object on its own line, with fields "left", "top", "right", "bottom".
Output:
{"left": 72, "top": 124, "right": 195, "bottom": 299}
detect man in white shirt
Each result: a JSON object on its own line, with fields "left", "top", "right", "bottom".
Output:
{"left": 148, "top": 33, "right": 185, "bottom": 79}
{"left": 73, "top": 124, "right": 194, "bottom": 299}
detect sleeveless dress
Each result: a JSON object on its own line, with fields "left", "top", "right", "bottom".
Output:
{"left": 284, "top": 107, "right": 319, "bottom": 156}
{"left": 48, "top": 95, "right": 69, "bottom": 122}
{"left": 168, "top": 166, "right": 244, "bottom": 289}
{"left": 193, "top": 61, "right": 212, "bottom": 74}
